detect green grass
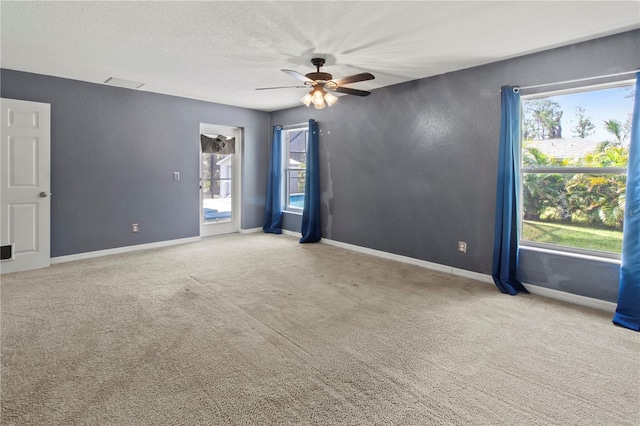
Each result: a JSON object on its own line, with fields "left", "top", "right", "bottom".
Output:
{"left": 522, "top": 220, "right": 623, "bottom": 254}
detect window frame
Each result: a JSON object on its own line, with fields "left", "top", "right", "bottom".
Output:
{"left": 518, "top": 80, "right": 634, "bottom": 260}
{"left": 282, "top": 125, "right": 309, "bottom": 213}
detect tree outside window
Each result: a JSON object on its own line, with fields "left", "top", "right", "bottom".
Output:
{"left": 520, "top": 83, "right": 635, "bottom": 255}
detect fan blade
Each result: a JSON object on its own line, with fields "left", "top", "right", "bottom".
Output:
{"left": 256, "top": 86, "right": 307, "bottom": 91}
{"left": 282, "top": 69, "right": 314, "bottom": 83}
{"left": 334, "top": 87, "right": 371, "bottom": 97}
{"left": 331, "top": 72, "right": 375, "bottom": 86}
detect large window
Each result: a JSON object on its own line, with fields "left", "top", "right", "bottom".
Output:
{"left": 520, "top": 82, "right": 635, "bottom": 257}
{"left": 283, "top": 127, "right": 308, "bottom": 211}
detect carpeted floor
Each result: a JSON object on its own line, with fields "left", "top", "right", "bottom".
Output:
{"left": 1, "top": 233, "right": 638, "bottom": 425}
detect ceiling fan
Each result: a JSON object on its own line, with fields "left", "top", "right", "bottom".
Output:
{"left": 256, "top": 58, "right": 375, "bottom": 109}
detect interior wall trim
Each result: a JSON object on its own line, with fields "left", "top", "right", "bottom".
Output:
{"left": 282, "top": 229, "right": 302, "bottom": 238}
{"left": 319, "top": 237, "right": 616, "bottom": 313}
{"left": 523, "top": 283, "right": 617, "bottom": 313}
{"left": 320, "top": 238, "right": 490, "bottom": 280}
{"left": 50, "top": 236, "right": 202, "bottom": 265}
{"left": 239, "top": 227, "right": 262, "bottom": 234}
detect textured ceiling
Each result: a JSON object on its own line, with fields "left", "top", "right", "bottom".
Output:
{"left": 1, "top": 1, "right": 639, "bottom": 112}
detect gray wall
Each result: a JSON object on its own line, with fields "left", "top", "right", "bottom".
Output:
{"left": 2, "top": 30, "right": 637, "bottom": 302}
{"left": 1, "top": 70, "right": 270, "bottom": 257}
{"left": 271, "top": 30, "right": 640, "bottom": 302}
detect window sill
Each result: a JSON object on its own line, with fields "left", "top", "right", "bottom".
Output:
{"left": 283, "top": 209, "right": 302, "bottom": 216}
{"left": 519, "top": 245, "right": 621, "bottom": 265}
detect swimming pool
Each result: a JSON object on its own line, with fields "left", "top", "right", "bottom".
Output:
{"left": 289, "top": 194, "right": 305, "bottom": 208}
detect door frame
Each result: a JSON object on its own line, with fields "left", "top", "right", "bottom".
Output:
{"left": 199, "top": 123, "right": 242, "bottom": 237}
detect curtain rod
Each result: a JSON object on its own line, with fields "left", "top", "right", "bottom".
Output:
{"left": 282, "top": 122, "right": 312, "bottom": 130}
{"left": 513, "top": 69, "right": 638, "bottom": 93}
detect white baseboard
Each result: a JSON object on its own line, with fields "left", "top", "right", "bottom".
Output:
{"left": 319, "top": 237, "right": 614, "bottom": 312}
{"left": 282, "top": 229, "right": 302, "bottom": 238}
{"left": 51, "top": 236, "right": 202, "bottom": 264}
{"left": 321, "top": 238, "right": 487, "bottom": 278}
{"left": 451, "top": 266, "right": 494, "bottom": 284}
{"left": 239, "top": 227, "right": 262, "bottom": 234}
{"left": 523, "top": 283, "right": 617, "bottom": 313}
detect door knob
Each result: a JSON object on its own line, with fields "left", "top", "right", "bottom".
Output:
{"left": 39, "top": 192, "right": 49, "bottom": 198}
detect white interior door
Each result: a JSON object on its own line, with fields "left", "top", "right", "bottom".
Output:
{"left": 199, "top": 123, "right": 241, "bottom": 237}
{"left": 0, "top": 98, "right": 51, "bottom": 274}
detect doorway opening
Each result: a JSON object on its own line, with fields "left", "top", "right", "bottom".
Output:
{"left": 199, "top": 124, "right": 242, "bottom": 237}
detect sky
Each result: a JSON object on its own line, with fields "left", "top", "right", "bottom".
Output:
{"left": 526, "top": 83, "right": 635, "bottom": 143}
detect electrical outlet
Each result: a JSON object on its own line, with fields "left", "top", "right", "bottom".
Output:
{"left": 173, "top": 172, "right": 180, "bottom": 181}
{"left": 458, "top": 241, "right": 467, "bottom": 253}
{"left": 131, "top": 223, "right": 139, "bottom": 233}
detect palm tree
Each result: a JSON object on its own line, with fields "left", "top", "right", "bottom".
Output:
{"left": 521, "top": 147, "right": 568, "bottom": 221}
{"left": 565, "top": 145, "right": 627, "bottom": 229}
{"left": 603, "top": 119, "right": 623, "bottom": 146}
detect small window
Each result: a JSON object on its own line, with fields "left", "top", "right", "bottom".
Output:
{"left": 520, "top": 82, "right": 635, "bottom": 257}
{"left": 283, "top": 127, "right": 308, "bottom": 211}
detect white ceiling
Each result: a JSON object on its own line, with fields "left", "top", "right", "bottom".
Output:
{"left": 2, "top": 1, "right": 639, "bottom": 112}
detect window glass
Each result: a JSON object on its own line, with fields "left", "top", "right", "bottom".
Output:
{"left": 284, "top": 128, "right": 308, "bottom": 211}
{"left": 202, "top": 153, "right": 232, "bottom": 222}
{"left": 521, "top": 83, "right": 635, "bottom": 255}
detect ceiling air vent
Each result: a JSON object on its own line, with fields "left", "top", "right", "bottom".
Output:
{"left": 104, "top": 77, "right": 144, "bottom": 89}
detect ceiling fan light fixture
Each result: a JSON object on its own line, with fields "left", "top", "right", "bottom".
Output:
{"left": 324, "top": 91, "right": 338, "bottom": 107}
{"left": 301, "top": 93, "right": 312, "bottom": 107}
{"left": 313, "top": 97, "right": 326, "bottom": 109}
{"left": 311, "top": 88, "right": 325, "bottom": 108}
{"left": 266, "top": 58, "right": 374, "bottom": 108}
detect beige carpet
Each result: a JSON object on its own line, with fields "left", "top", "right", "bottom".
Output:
{"left": 1, "top": 233, "right": 638, "bottom": 425}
